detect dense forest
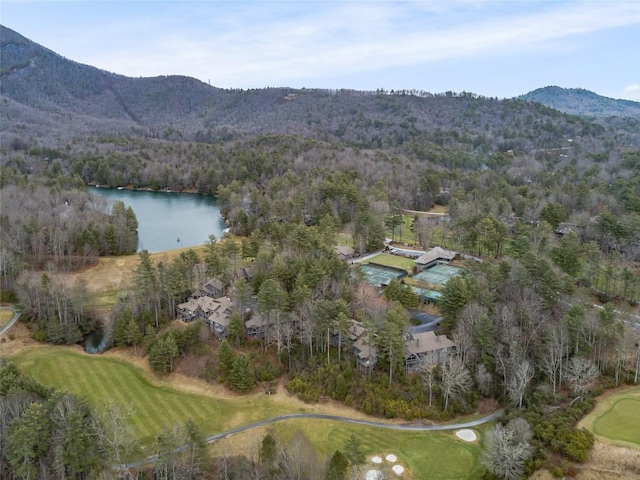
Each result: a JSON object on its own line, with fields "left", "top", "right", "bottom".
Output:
{"left": 1, "top": 24, "right": 640, "bottom": 480}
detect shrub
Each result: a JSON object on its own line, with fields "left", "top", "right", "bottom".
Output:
{"left": 551, "top": 465, "right": 564, "bottom": 478}
{"left": 286, "top": 376, "right": 320, "bottom": 403}
{"left": 561, "top": 429, "right": 594, "bottom": 463}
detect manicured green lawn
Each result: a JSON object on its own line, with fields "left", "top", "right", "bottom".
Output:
{"left": 321, "top": 423, "right": 483, "bottom": 479}
{"left": 581, "top": 386, "right": 640, "bottom": 449}
{"left": 594, "top": 398, "right": 640, "bottom": 446}
{"left": 366, "top": 253, "right": 417, "bottom": 272}
{"left": 253, "top": 420, "right": 485, "bottom": 480}
{"left": 11, "top": 348, "right": 292, "bottom": 451}
{"left": 11, "top": 347, "right": 488, "bottom": 477}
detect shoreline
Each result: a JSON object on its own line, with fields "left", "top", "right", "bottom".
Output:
{"left": 88, "top": 182, "right": 206, "bottom": 196}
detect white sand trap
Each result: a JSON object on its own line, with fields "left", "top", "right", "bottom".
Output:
{"left": 392, "top": 465, "right": 405, "bottom": 475}
{"left": 366, "top": 469, "right": 383, "bottom": 480}
{"left": 385, "top": 454, "right": 397, "bottom": 462}
{"left": 371, "top": 455, "right": 383, "bottom": 464}
{"left": 456, "top": 429, "right": 477, "bottom": 442}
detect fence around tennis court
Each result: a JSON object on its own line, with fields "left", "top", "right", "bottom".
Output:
{"left": 412, "top": 263, "right": 462, "bottom": 286}
{"left": 358, "top": 262, "right": 408, "bottom": 287}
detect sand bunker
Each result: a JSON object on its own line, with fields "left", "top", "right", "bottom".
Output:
{"left": 371, "top": 456, "right": 383, "bottom": 464}
{"left": 456, "top": 429, "right": 477, "bottom": 442}
{"left": 392, "top": 465, "right": 405, "bottom": 475}
{"left": 366, "top": 470, "right": 383, "bottom": 480}
{"left": 386, "top": 454, "right": 398, "bottom": 462}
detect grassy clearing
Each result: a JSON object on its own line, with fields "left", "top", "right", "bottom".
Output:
{"left": 336, "top": 232, "right": 354, "bottom": 247}
{"left": 64, "top": 245, "right": 209, "bottom": 319}
{"left": 365, "top": 253, "right": 417, "bottom": 272}
{"left": 580, "top": 386, "right": 640, "bottom": 448}
{"left": 386, "top": 215, "right": 418, "bottom": 245}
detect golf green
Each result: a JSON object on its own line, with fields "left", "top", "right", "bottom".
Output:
{"left": 594, "top": 398, "right": 640, "bottom": 446}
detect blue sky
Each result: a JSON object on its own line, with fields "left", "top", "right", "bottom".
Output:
{"left": 3, "top": 0, "right": 640, "bottom": 100}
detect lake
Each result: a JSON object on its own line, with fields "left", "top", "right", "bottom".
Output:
{"left": 89, "top": 187, "right": 225, "bottom": 253}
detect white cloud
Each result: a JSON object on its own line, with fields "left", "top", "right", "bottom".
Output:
{"left": 56, "top": 1, "right": 640, "bottom": 90}
{"left": 622, "top": 84, "right": 640, "bottom": 101}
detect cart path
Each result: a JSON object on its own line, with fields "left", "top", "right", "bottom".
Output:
{"left": 122, "top": 410, "right": 502, "bottom": 468}
{"left": 0, "top": 306, "right": 20, "bottom": 336}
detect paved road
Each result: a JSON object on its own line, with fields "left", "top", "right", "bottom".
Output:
{"left": 0, "top": 306, "right": 20, "bottom": 336}
{"left": 349, "top": 250, "right": 384, "bottom": 264}
{"left": 122, "top": 410, "right": 502, "bottom": 469}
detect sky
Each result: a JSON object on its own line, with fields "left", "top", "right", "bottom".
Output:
{"left": 2, "top": 0, "right": 640, "bottom": 100}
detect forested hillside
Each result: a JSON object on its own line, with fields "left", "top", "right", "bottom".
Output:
{"left": 521, "top": 86, "right": 640, "bottom": 118}
{"left": 1, "top": 24, "right": 640, "bottom": 480}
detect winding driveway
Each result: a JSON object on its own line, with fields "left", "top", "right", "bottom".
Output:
{"left": 0, "top": 306, "right": 20, "bottom": 336}
{"left": 122, "top": 410, "right": 501, "bottom": 468}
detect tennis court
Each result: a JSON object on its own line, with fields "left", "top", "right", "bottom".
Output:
{"left": 412, "top": 263, "right": 462, "bottom": 286}
{"left": 410, "top": 286, "right": 442, "bottom": 303}
{"left": 359, "top": 263, "right": 407, "bottom": 287}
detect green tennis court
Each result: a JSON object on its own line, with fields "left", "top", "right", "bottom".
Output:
{"left": 413, "top": 264, "right": 462, "bottom": 286}
{"left": 411, "top": 286, "right": 442, "bottom": 302}
{"left": 359, "top": 263, "right": 407, "bottom": 287}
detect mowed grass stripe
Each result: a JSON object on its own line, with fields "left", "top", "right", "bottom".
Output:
{"left": 42, "top": 357, "right": 67, "bottom": 391}
{"left": 84, "top": 358, "right": 114, "bottom": 404}
{"left": 161, "top": 393, "right": 196, "bottom": 423}
{"left": 11, "top": 347, "right": 489, "bottom": 477}
{"left": 102, "top": 365, "right": 170, "bottom": 438}
{"left": 76, "top": 357, "right": 122, "bottom": 407}
{"left": 158, "top": 388, "right": 222, "bottom": 431}
{"left": 107, "top": 365, "right": 144, "bottom": 404}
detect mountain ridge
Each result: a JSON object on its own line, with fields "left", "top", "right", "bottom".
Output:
{"left": 2, "top": 24, "right": 639, "bottom": 159}
{"left": 520, "top": 86, "right": 640, "bottom": 117}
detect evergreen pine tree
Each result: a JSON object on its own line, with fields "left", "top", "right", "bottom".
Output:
{"left": 229, "top": 353, "right": 254, "bottom": 392}
{"left": 326, "top": 450, "right": 349, "bottom": 480}
{"left": 218, "top": 339, "right": 236, "bottom": 376}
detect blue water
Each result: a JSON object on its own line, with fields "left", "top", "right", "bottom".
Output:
{"left": 89, "top": 187, "right": 225, "bottom": 253}
{"left": 84, "top": 329, "right": 108, "bottom": 354}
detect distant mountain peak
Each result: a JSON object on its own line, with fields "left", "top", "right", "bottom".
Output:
{"left": 520, "top": 86, "right": 640, "bottom": 117}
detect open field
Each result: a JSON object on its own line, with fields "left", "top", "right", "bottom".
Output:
{"left": 63, "top": 245, "right": 209, "bottom": 320}
{"left": 9, "top": 344, "right": 489, "bottom": 477}
{"left": 579, "top": 386, "right": 640, "bottom": 448}
{"left": 365, "top": 253, "right": 417, "bottom": 272}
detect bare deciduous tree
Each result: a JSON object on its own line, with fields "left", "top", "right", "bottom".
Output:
{"left": 483, "top": 420, "right": 533, "bottom": 480}
{"left": 538, "top": 322, "right": 568, "bottom": 394}
{"left": 92, "top": 402, "right": 138, "bottom": 480}
{"left": 440, "top": 356, "right": 473, "bottom": 411}
{"left": 421, "top": 364, "right": 437, "bottom": 407}
{"left": 507, "top": 359, "right": 534, "bottom": 408}
{"left": 475, "top": 363, "right": 494, "bottom": 397}
{"left": 564, "top": 356, "right": 599, "bottom": 397}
